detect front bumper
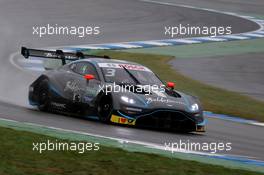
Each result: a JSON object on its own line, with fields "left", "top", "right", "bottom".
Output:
{"left": 110, "top": 109, "right": 206, "bottom": 132}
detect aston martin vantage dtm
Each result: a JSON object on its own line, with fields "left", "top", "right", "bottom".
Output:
{"left": 21, "top": 47, "right": 206, "bottom": 132}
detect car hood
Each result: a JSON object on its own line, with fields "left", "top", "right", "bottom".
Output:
{"left": 112, "top": 85, "right": 201, "bottom": 112}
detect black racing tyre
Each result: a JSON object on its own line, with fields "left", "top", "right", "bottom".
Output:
{"left": 97, "top": 95, "right": 113, "bottom": 123}
{"left": 38, "top": 80, "right": 51, "bottom": 112}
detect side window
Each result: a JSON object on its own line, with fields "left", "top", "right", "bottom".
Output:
{"left": 72, "top": 62, "right": 99, "bottom": 80}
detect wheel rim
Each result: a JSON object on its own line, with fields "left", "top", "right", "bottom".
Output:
{"left": 39, "top": 88, "right": 50, "bottom": 110}
{"left": 98, "top": 97, "right": 113, "bottom": 121}
{"left": 39, "top": 90, "right": 48, "bottom": 105}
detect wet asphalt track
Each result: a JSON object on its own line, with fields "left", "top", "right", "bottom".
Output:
{"left": 0, "top": 0, "right": 263, "bottom": 161}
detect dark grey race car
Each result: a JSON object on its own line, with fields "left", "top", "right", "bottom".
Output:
{"left": 21, "top": 47, "right": 206, "bottom": 132}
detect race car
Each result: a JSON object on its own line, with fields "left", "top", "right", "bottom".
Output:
{"left": 21, "top": 47, "right": 206, "bottom": 132}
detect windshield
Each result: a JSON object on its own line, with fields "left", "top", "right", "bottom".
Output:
{"left": 98, "top": 63, "right": 162, "bottom": 85}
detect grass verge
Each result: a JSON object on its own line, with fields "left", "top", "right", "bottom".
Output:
{"left": 88, "top": 50, "right": 264, "bottom": 121}
{"left": 0, "top": 126, "right": 262, "bottom": 175}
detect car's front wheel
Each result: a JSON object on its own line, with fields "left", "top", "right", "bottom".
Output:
{"left": 97, "top": 95, "right": 113, "bottom": 123}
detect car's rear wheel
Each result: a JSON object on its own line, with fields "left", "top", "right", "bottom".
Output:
{"left": 97, "top": 95, "right": 113, "bottom": 123}
{"left": 38, "top": 81, "right": 51, "bottom": 112}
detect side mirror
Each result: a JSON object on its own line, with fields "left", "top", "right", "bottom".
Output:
{"left": 167, "top": 82, "right": 175, "bottom": 89}
{"left": 84, "top": 74, "right": 95, "bottom": 81}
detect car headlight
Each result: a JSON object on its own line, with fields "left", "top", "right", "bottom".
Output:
{"left": 190, "top": 103, "right": 199, "bottom": 112}
{"left": 121, "top": 96, "right": 135, "bottom": 104}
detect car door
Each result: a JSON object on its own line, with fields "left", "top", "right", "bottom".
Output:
{"left": 64, "top": 61, "right": 101, "bottom": 106}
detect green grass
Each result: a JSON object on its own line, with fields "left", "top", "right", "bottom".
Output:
{"left": 0, "top": 126, "right": 262, "bottom": 175}
{"left": 90, "top": 51, "right": 264, "bottom": 121}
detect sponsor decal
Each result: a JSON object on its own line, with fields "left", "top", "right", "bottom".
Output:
{"left": 196, "top": 125, "right": 206, "bottom": 132}
{"left": 146, "top": 97, "right": 185, "bottom": 106}
{"left": 51, "top": 102, "right": 66, "bottom": 109}
{"left": 152, "top": 90, "right": 166, "bottom": 98}
{"left": 110, "top": 114, "right": 136, "bottom": 125}
{"left": 98, "top": 63, "right": 151, "bottom": 72}
{"left": 44, "top": 52, "right": 77, "bottom": 59}
{"left": 64, "top": 80, "right": 81, "bottom": 92}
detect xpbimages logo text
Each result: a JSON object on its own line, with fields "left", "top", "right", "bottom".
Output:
{"left": 164, "top": 24, "right": 232, "bottom": 37}
{"left": 32, "top": 140, "right": 100, "bottom": 154}
{"left": 32, "top": 24, "right": 101, "bottom": 38}
{"left": 164, "top": 140, "right": 232, "bottom": 154}
{"left": 99, "top": 83, "right": 166, "bottom": 95}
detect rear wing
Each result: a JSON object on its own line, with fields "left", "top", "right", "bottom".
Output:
{"left": 21, "top": 47, "right": 110, "bottom": 65}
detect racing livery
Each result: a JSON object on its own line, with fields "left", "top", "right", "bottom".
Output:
{"left": 21, "top": 47, "right": 206, "bottom": 132}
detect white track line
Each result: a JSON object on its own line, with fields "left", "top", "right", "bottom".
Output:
{"left": 139, "top": 41, "right": 173, "bottom": 46}
{"left": 171, "top": 39, "right": 201, "bottom": 44}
